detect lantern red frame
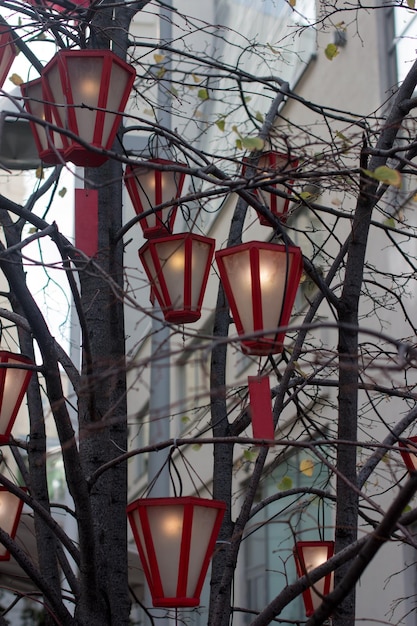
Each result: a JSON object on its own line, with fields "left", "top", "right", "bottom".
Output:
{"left": 125, "top": 159, "right": 186, "bottom": 239}
{"left": 0, "top": 25, "right": 16, "bottom": 91}
{"left": 243, "top": 151, "right": 298, "bottom": 226}
{"left": 215, "top": 241, "right": 303, "bottom": 355}
{"left": 41, "top": 49, "right": 136, "bottom": 167}
{"left": 399, "top": 436, "right": 417, "bottom": 472}
{"left": 127, "top": 496, "right": 226, "bottom": 607}
{"left": 0, "top": 351, "right": 34, "bottom": 444}
{"left": 0, "top": 487, "right": 26, "bottom": 561}
{"left": 139, "top": 232, "right": 215, "bottom": 324}
{"left": 294, "top": 540, "right": 334, "bottom": 617}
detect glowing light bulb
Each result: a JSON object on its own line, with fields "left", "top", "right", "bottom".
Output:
{"left": 80, "top": 78, "right": 100, "bottom": 100}
{"left": 169, "top": 250, "right": 185, "bottom": 273}
{"left": 162, "top": 514, "right": 182, "bottom": 537}
{"left": 259, "top": 262, "right": 275, "bottom": 287}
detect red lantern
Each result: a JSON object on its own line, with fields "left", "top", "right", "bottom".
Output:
{"left": 215, "top": 241, "right": 303, "bottom": 355}
{"left": 21, "top": 77, "right": 66, "bottom": 165}
{"left": 41, "top": 49, "right": 136, "bottom": 167}
{"left": 125, "top": 159, "right": 186, "bottom": 238}
{"left": 139, "top": 233, "right": 215, "bottom": 324}
{"left": 127, "top": 496, "right": 226, "bottom": 607}
{"left": 0, "top": 25, "right": 16, "bottom": 91}
{"left": 25, "top": 0, "right": 90, "bottom": 10}
{"left": 0, "top": 487, "right": 25, "bottom": 561}
{"left": 0, "top": 351, "right": 34, "bottom": 444}
{"left": 293, "top": 541, "right": 334, "bottom": 617}
{"left": 243, "top": 151, "right": 298, "bottom": 226}
{"left": 399, "top": 436, "right": 417, "bottom": 472}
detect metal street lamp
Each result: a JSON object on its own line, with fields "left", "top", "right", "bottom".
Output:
{"left": 244, "top": 151, "right": 298, "bottom": 226}
{"left": 215, "top": 241, "right": 303, "bottom": 355}
{"left": 41, "top": 49, "right": 136, "bottom": 167}
{"left": 293, "top": 540, "right": 334, "bottom": 617}
{"left": 0, "top": 89, "right": 41, "bottom": 170}
{"left": 399, "top": 436, "right": 417, "bottom": 472}
{"left": 0, "top": 25, "right": 16, "bottom": 91}
{"left": 139, "top": 233, "right": 215, "bottom": 324}
{"left": 0, "top": 487, "right": 25, "bottom": 561}
{"left": 0, "top": 351, "right": 34, "bottom": 444}
{"left": 125, "top": 159, "right": 186, "bottom": 239}
{"left": 21, "top": 77, "right": 66, "bottom": 166}
{"left": 127, "top": 496, "right": 226, "bottom": 607}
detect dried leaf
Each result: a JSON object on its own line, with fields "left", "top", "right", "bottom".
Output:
{"left": 9, "top": 73, "right": 23, "bottom": 86}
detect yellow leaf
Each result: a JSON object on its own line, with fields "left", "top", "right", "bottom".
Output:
{"left": 9, "top": 73, "right": 23, "bottom": 86}
{"left": 156, "top": 67, "right": 166, "bottom": 79}
{"left": 325, "top": 43, "right": 339, "bottom": 61}
{"left": 289, "top": 0, "right": 296, "bottom": 6}
{"left": 35, "top": 167, "right": 44, "bottom": 180}
{"left": 407, "top": 0, "right": 415, "bottom": 8}
{"left": 192, "top": 73, "right": 201, "bottom": 83}
{"left": 153, "top": 53, "right": 165, "bottom": 64}
{"left": 300, "top": 458, "right": 314, "bottom": 477}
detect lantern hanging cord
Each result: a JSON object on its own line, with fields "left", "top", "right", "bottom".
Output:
{"left": 168, "top": 445, "right": 183, "bottom": 497}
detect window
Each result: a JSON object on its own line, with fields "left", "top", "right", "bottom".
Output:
{"left": 243, "top": 446, "right": 332, "bottom": 622}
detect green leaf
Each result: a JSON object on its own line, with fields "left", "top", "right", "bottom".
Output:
{"left": 58, "top": 187, "right": 67, "bottom": 198}
{"left": 255, "top": 111, "right": 264, "bottom": 123}
{"left": 364, "top": 166, "right": 402, "bottom": 188}
{"left": 336, "top": 130, "right": 351, "bottom": 144}
{"left": 192, "top": 444, "right": 202, "bottom": 451}
{"left": 383, "top": 217, "right": 396, "bottom": 229}
{"left": 197, "top": 88, "right": 209, "bottom": 101}
{"left": 278, "top": 476, "right": 293, "bottom": 490}
{"left": 215, "top": 117, "right": 226, "bottom": 132}
{"left": 403, "top": 504, "right": 412, "bottom": 513}
{"left": 407, "top": 0, "right": 415, "bottom": 8}
{"left": 325, "top": 43, "right": 339, "bottom": 61}
{"left": 181, "top": 415, "right": 190, "bottom": 424}
{"left": 241, "top": 136, "right": 265, "bottom": 151}
{"left": 156, "top": 67, "right": 166, "bottom": 79}
{"left": 235, "top": 139, "right": 243, "bottom": 150}
{"left": 243, "top": 449, "right": 258, "bottom": 462}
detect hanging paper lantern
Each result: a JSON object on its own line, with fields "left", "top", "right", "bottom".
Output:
{"left": 127, "top": 496, "right": 226, "bottom": 607}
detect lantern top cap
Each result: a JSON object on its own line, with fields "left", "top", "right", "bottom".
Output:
{"left": 125, "top": 158, "right": 187, "bottom": 173}
{"left": 42, "top": 48, "right": 137, "bottom": 76}
{"left": 215, "top": 240, "right": 302, "bottom": 254}
{"left": 127, "top": 495, "right": 227, "bottom": 513}
{"left": 295, "top": 540, "right": 334, "bottom": 548}
{"left": 0, "top": 350, "right": 34, "bottom": 364}
{"left": 139, "top": 232, "right": 216, "bottom": 246}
